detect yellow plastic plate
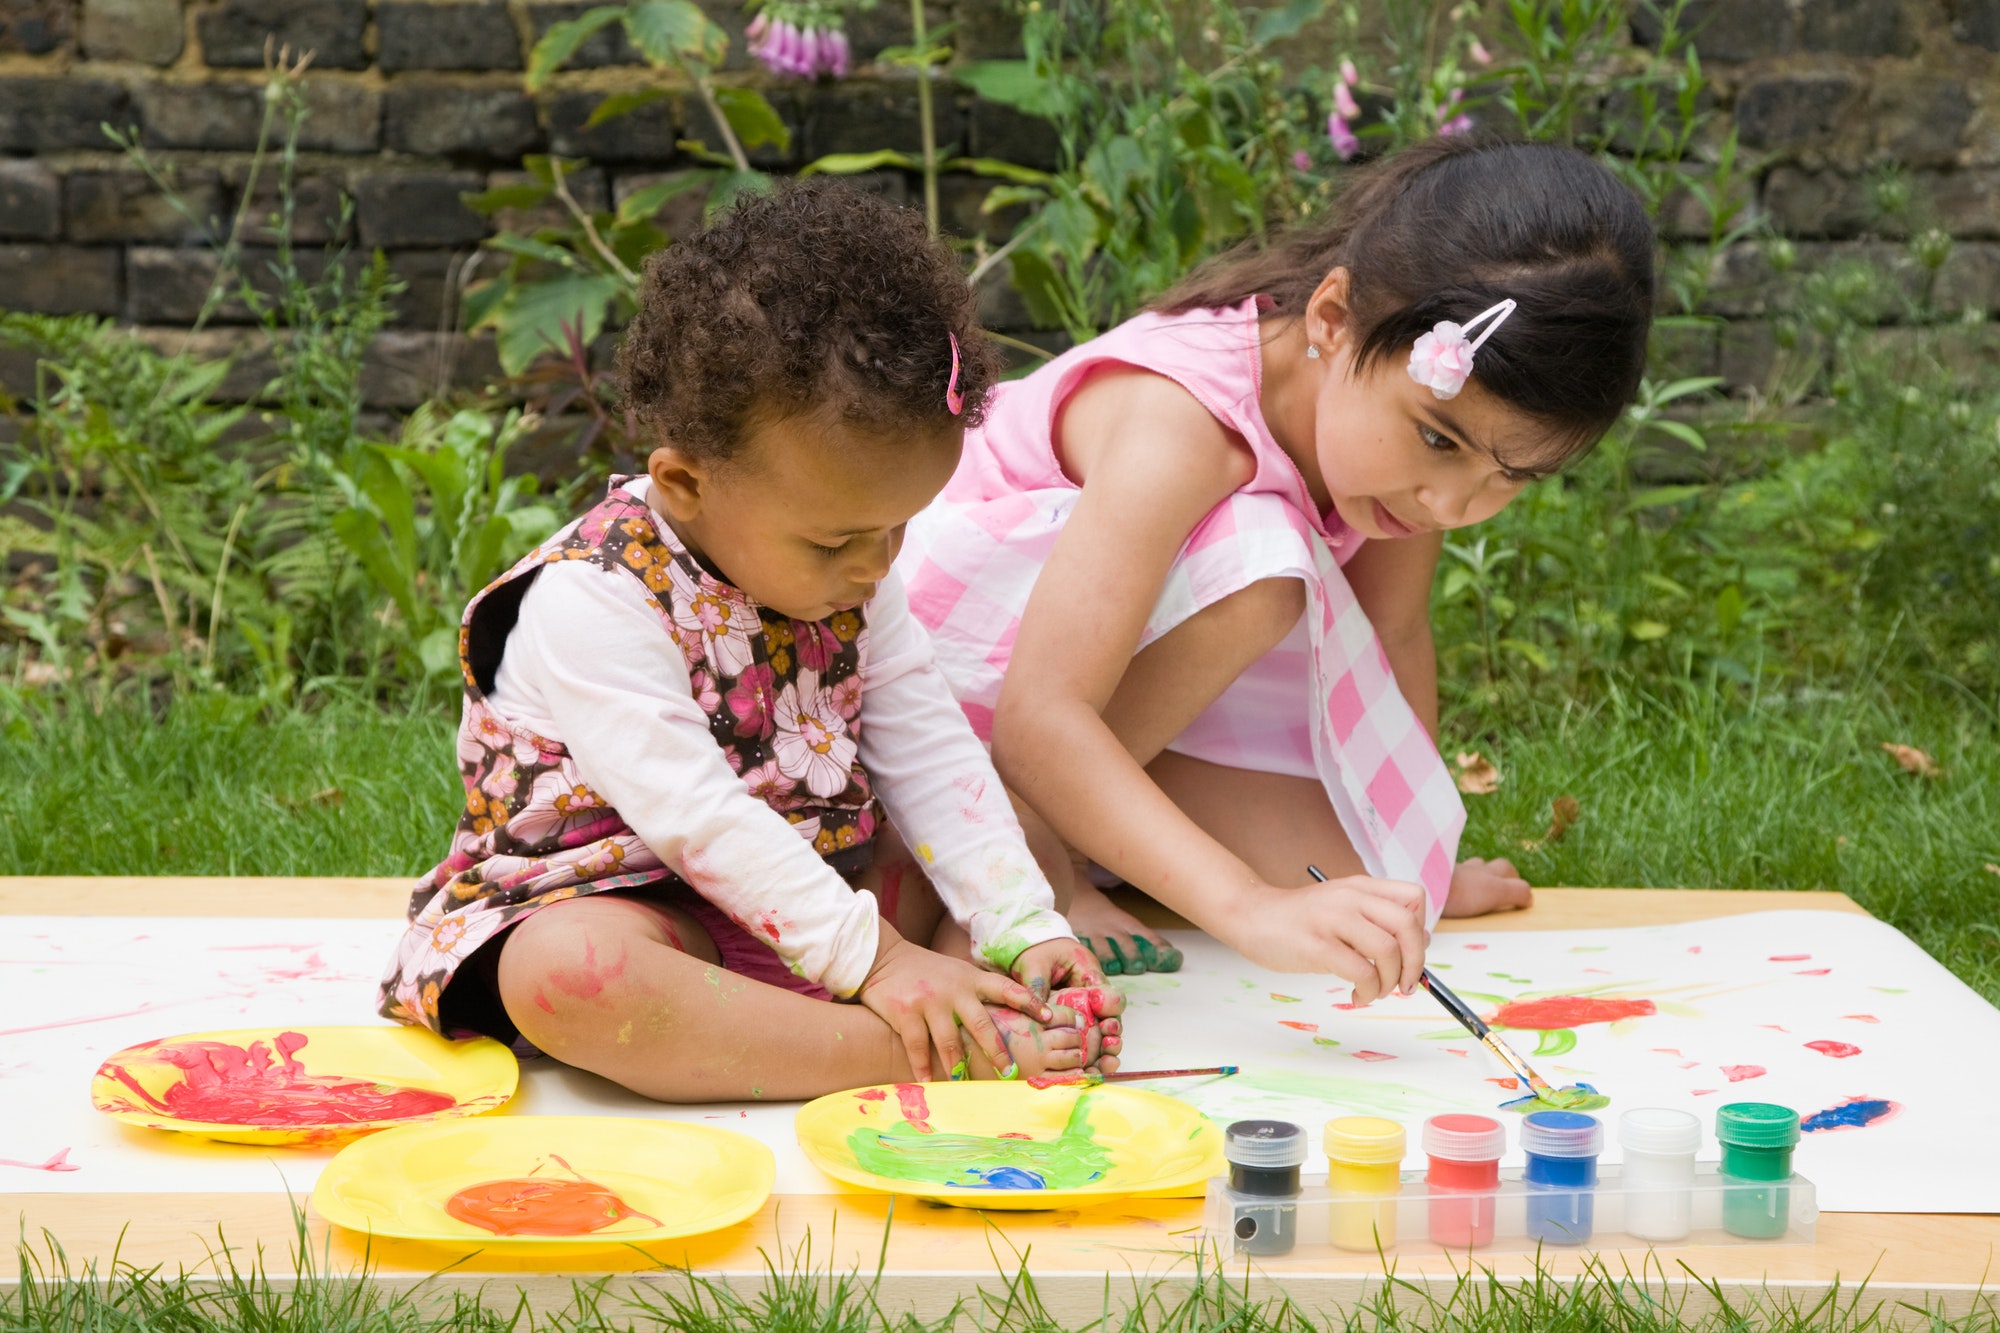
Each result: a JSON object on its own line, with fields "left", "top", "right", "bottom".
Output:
{"left": 311, "top": 1115, "right": 775, "bottom": 1252}
{"left": 91, "top": 1025, "right": 517, "bottom": 1147}
{"left": 795, "top": 1081, "right": 1223, "bottom": 1209}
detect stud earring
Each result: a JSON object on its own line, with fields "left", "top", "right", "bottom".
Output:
{"left": 1306, "top": 344, "right": 1322, "bottom": 360}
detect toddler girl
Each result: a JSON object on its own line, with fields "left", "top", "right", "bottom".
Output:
{"left": 380, "top": 180, "right": 1118, "bottom": 1101}
{"left": 900, "top": 138, "right": 1655, "bottom": 999}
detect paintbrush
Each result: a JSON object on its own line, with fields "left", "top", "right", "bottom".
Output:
{"left": 1305, "top": 864, "right": 1577, "bottom": 1107}
{"left": 1026, "top": 1065, "right": 1238, "bottom": 1088}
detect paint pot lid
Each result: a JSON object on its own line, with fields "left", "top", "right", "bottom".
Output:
{"left": 1619, "top": 1107, "right": 1701, "bottom": 1156}
{"left": 1224, "top": 1119, "right": 1306, "bottom": 1168}
{"left": 1520, "top": 1109, "right": 1604, "bottom": 1158}
{"left": 1716, "top": 1102, "right": 1800, "bottom": 1148}
{"left": 1324, "top": 1116, "right": 1405, "bottom": 1165}
{"left": 1422, "top": 1113, "right": 1505, "bottom": 1161}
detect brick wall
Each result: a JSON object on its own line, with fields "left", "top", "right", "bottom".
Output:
{"left": 0, "top": 0, "right": 1995, "bottom": 407}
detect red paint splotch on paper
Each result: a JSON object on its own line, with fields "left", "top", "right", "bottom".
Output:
{"left": 101, "top": 1031, "right": 455, "bottom": 1127}
{"left": 1278, "top": 1020, "right": 1319, "bottom": 1033}
{"left": 446, "top": 1156, "right": 660, "bottom": 1238}
{"left": 1842, "top": 1014, "right": 1880, "bottom": 1023}
{"left": 1720, "top": 1064, "right": 1766, "bottom": 1083}
{"left": 895, "top": 1083, "right": 933, "bottom": 1133}
{"left": 1757, "top": 1025, "right": 1790, "bottom": 1033}
{"left": 1687, "top": 946, "right": 1702, "bottom": 954}
{"left": 1804, "top": 1039, "right": 1862, "bottom": 1058}
{"left": 854, "top": 1088, "right": 887, "bottom": 1101}
{"left": 1795, "top": 968, "right": 1832, "bottom": 976}
{"left": 1351, "top": 1050, "right": 1397, "bottom": 1062}
{"left": 1652, "top": 1047, "right": 1684, "bottom": 1058}
{"left": 1486, "top": 1077, "right": 1520, "bottom": 1090}
{"left": 547, "top": 938, "right": 626, "bottom": 1002}
{"left": 1445, "top": 1048, "right": 1470, "bottom": 1058}
{"left": 1691, "top": 1089, "right": 1718, "bottom": 1097}
{"left": 1487, "top": 995, "right": 1657, "bottom": 1030}
{"left": 1768, "top": 954, "right": 1811, "bottom": 962}
{"left": 1463, "top": 944, "right": 1488, "bottom": 951}
{"left": 0, "top": 1148, "right": 77, "bottom": 1173}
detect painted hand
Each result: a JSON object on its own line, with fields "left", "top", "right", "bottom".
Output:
{"left": 984, "top": 999, "right": 1120, "bottom": 1079}
{"left": 1441, "top": 857, "right": 1533, "bottom": 918}
{"left": 859, "top": 920, "right": 1053, "bottom": 1082}
{"left": 1008, "top": 937, "right": 1115, "bottom": 1003}
{"left": 1235, "top": 875, "right": 1428, "bottom": 1004}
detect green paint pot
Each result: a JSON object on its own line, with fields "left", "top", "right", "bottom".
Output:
{"left": 1715, "top": 1102, "right": 1800, "bottom": 1239}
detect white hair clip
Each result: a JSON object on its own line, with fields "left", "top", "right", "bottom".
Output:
{"left": 1407, "top": 298, "right": 1516, "bottom": 400}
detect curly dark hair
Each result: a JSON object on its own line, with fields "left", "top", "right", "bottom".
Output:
{"left": 619, "top": 178, "right": 1000, "bottom": 464}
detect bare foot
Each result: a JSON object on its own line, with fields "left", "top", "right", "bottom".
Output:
{"left": 1065, "top": 879, "right": 1183, "bottom": 976}
{"left": 1441, "top": 856, "right": 1534, "bottom": 918}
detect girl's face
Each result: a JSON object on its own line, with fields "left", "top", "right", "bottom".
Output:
{"left": 647, "top": 410, "right": 960, "bottom": 622}
{"left": 1299, "top": 271, "right": 1563, "bottom": 542}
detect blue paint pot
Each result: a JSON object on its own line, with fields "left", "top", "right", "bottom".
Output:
{"left": 1520, "top": 1110, "right": 1603, "bottom": 1245}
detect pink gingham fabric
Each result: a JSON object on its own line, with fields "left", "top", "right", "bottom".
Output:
{"left": 899, "top": 298, "right": 1464, "bottom": 924}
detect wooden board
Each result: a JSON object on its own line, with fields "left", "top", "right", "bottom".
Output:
{"left": 4, "top": 878, "right": 1991, "bottom": 1321}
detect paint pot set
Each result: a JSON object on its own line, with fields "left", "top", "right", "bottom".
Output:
{"left": 1204, "top": 1104, "right": 1817, "bottom": 1258}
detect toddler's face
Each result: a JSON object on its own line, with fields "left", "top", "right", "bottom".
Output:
{"left": 647, "top": 411, "right": 961, "bottom": 622}
{"left": 1309, "top": 351, "right": 1557, "bottom": 542}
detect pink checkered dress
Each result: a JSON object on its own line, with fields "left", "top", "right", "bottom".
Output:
{"left": 897, "top": 298, "right": 1464, "bottom": 924}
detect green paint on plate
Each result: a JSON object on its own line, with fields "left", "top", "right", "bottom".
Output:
{"left": 843, "top": 1092, "right": 1113, "bottom": 1191}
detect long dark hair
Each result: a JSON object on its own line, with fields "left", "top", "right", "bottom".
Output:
{"left": 1155, "top": 136, "right": 1656, "bottom": 465}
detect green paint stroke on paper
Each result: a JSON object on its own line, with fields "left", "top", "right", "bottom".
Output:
{"left": 1176, "top": 1070, "right": 1460, "bottom": 1125}
{"left": 844, "top": 1093, "right": 1113, "bottom": 1191}
{"left": 1532, "top": 1028, "right": 1578, "bottom": 1057}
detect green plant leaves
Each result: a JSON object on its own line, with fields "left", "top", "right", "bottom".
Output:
{"left": 626, "top": 0, "right": 726, "bottom": 67}
{"left": 955, "top": 60, "right": 1060, "bottom": 116}
{"left": 713, "top": 87, "right": 791, "bottom": 153}
{"left": 486, "top": 271, "right": 626, "bottom": 376}
{"left": 801, "top": 149, "right": 922, "bottom": 177}
{"left": 525, "top": 6, "right": 624, "bottom": 89}
{"left": 587, "top": 87, "right": 672, "bottom": 129}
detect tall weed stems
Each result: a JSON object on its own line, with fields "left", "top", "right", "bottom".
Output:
{"left": 0, "top": 56, "right": 562, "bottom": 711}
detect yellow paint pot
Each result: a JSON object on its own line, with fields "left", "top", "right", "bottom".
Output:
{"left": 1325, "top": 1115, "right": 1406, "bottom": 1251}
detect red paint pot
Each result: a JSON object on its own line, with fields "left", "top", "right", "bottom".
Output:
{"left": 1422, "top": 1113, "right": 1506, "bottom": 1248}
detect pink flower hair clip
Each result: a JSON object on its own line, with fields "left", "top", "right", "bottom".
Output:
{"left": 1407, "top": 298, "right": 1516, "bottom": 400}
{"left": 946, "top": 333, "right": 965, "bottom": 416}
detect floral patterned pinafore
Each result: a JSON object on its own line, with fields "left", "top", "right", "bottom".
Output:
{"left": 377, "top": 480, "right": 876, "bottom": 1035}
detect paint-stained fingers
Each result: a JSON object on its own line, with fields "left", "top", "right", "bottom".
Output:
{"left": 954, "top": 993, "right": 1017, "bottom": 1078}
{"left": 897, "top": 1015, "right": 937, "bottom": 1084}
{"left": 981, "top": 972, "right": 1054, "bottom": 1024}
{"left": 928, "top": 1007, "right": 972, "bottom": 1082}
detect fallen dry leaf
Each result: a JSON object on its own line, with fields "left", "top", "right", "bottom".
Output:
{"left": 1454, "top": 751, "right": 1501, "bottom": 795}
{"left": 1984, "top": 863, "right": 2000, "bottom": 878}
{"left": 1880, "top": 742, "right": 1943, "bottom": 779}
{"left": 1520, "top": 795, "right": 1581, "bottom": 851}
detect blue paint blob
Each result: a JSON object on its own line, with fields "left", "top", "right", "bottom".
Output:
{"left": 972, "top": 1167, "right": 1048, "bottom": 1189}
{"left": 1801, "top": 1096, "right": 1900, "bottom": 1134}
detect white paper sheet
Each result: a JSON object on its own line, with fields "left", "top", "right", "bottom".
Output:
{"left": 3, "top": 910, "right": 1994, "bottom": 1211}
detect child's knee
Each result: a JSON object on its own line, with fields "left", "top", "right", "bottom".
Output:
{"left": 494, "top": 896, "right": 701, "bottom": 1044}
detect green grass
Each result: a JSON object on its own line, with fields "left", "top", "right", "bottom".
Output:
{"left": 6, "top": 1222, "right": 1998, "bottom": 1333}
{"left": 1451, "top": 684, "right": 2000, "bottom": 1007}
{"left": 0, "top": 693, "right": 457, "bottom": 879}
{"left": 2, "top": 683, "right": 1995, "bottom": 1003}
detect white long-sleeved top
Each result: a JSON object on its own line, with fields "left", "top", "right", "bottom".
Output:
{"left": 487, "top": 486, "right": 1073, "bottom": 997}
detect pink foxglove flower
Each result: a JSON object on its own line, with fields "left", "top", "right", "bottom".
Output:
{"left": 1334, "top": 81, "right": 1360, "bottom": 121}
{"left": 1440, "top": 113, "right": 1474, "bottom": 137}
{"left": 1292, "top": 148, "right": 1312, "bottom": 171}
{"left": 1340, "top": 58, "right": 1359, "bottom": 86}
{"left": 1328, "top": 112, "right": 1359, "bottom": 161}
{"left": 1470, "top": 38, "right": 1493, "bottom": 66}
{"left": 748, "top": 8, "right": 849, "bottom": 78}
{"left": 1406, "top": 299, "right": 1516, "bottom": 400}
{"left": 827, "top": 26, "right": 849, "bottom": 76}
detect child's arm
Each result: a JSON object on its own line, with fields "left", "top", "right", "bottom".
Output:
{"left": 989, "top": 369, "right": 1429, "bottom": 995}
{"left": 855, "top": 571, "right": 1086, "bottom": 976}
{"left": 498, "top": 563, "right": 1042, "bottom": 1076}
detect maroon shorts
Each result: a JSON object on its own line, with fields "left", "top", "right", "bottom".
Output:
{"left": 439, "top": 846, "right": 885, "bottom": 1049}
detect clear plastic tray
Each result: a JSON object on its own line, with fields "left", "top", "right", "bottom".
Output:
{"left": 1201, "top": 1163, "right": 1817, "bottom": 1258}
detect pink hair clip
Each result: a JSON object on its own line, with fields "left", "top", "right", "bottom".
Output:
{"left": 1407, "top": 298, "right": 1516, "bottom": 400}
{"left": 946, "top": 333, "right": 965, "bottom": 416}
